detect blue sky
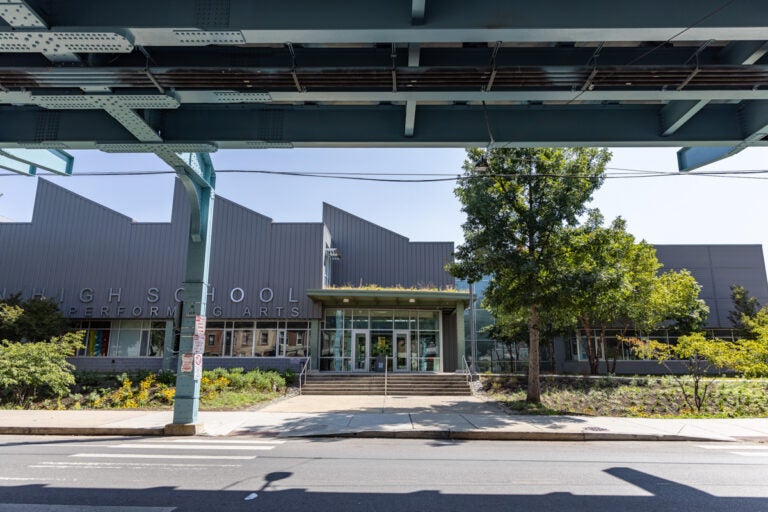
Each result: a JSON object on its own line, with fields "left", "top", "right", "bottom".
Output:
{"left": 2, "top": 147, "right": 768, "bottom": 257}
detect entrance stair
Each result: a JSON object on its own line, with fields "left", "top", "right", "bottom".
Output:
{"left": 301, "top": 373, "right": 471, "bottom": 396}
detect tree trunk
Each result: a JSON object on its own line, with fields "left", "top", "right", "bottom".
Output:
{"left": 580, "top": 318, "right": 598, "bottom": 375}
{"left": 527, "top": 305, "right": 541, "bottom": 403}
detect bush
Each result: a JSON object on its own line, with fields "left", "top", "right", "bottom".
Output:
{"left": 0, "top": 332, "right": 83, "bottom": 407}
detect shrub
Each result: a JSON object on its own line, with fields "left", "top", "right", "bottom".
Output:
{"left": 0, "top": 332, "right": 83, "bottom": 407}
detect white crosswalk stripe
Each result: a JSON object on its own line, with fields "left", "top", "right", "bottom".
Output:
{"left": 26, "top": 438, "right": 286, "bottom": 468}
{"left": 104, "top": 443, "right": 275, "bottom": 450}
{"left": 696, "top": 444, "right": 768, "bottom": 457}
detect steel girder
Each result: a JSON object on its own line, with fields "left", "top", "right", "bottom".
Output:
{"left": 0, "top": 102, "right": 765, "bottom": 148}
{"left": 7, "top": 0, "right": 768, "bottom": 43}
{"left": 0, "top": 1, "right": 767, "bottom": 170}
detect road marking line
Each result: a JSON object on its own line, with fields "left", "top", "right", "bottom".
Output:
{"left": 71, "top": 453, "right": 256, "bottom": 460}
{"left": 697, "top": 445, "right": 768, "bottom": 450}
{"left": 30, "top": 462, "right": 241, "bottom": 468}
{"left": 169, "top": 439, "right": 285, "bottom": 444}
{"left": 730, "top": 452, "right": 768, "bottom": 457}
{"left": 0, "top": 505, "right": 174, "bottom": 511}
{"left": 107, "top": 443, "right": 274, "bottom": 450}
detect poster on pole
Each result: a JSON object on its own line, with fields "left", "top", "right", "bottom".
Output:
{"left": 193, "top": 353, "right": 203, "bottom": 380}
{"left": 193, "top": 315, "right": 207, "bottom": 353}
{"left": 180, "top": 353, "right": 194, "bottom": 373}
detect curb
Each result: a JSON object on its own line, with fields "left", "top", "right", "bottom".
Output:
{"left": 0, "top": 426, "right": 733, "bottom": 442}
{"left": 287, "top": 430, "right": 724, "bottom": 442}
{"left": 0, "top": 426, "right": 166, "bottom": 436}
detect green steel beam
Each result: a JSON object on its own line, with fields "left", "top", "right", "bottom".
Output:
{"left": 0, "top": 148, "right": 73, "bottom": 176}
{"left": 9, "top": 0, "right": 768, "bottom": 44}
{"left": 3, "top": 103, "right": 768, "bottom": 148}
{"left": 678, "top": 101, "right": 768, "bottom": 171}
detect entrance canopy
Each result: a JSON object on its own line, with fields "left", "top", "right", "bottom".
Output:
{"left": 307, "top": 289, "right": 470, "bottom": 309}
{"left": 0, "top": 1, "right": 767, "bottom": 170}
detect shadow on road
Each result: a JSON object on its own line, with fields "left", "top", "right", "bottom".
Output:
{"left": 1, "top": 466, "right": 764, "bottom": 512}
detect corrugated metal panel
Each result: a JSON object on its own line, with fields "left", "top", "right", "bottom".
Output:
{"left": 323, "top": 202, "right": 454, "bottom": 289}
{"left": 655, "top": 244, "right": 768, "bottom": 328}
{"left": 0, "top": 179, "right": 326, "bottom": 320}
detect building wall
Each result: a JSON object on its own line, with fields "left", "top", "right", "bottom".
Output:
{"left": 0, "top": 179, "right": 324, "bottom": 320}
{"left": 323, "top": 203, "right": 454, "bottom": 289}
{"left": 654, "top": 245, "right": 768, "bottom": 328}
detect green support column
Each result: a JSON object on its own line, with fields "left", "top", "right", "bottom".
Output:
{"left": 455, "top": 301, "right": 466, "bottom": 371}
{"left": 309, "top": 319, "right": 320, "bottom": 370}
{"left": 168, "top": 153, "right": 216, "bottom": 432}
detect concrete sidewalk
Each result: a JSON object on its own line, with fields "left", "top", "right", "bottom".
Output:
{"left": 1, "top": 395, "right": 767, "bottom": 442}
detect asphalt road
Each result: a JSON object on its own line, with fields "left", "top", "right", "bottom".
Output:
{"left": 0, "top": 436, "right": 767, "bottom": 511}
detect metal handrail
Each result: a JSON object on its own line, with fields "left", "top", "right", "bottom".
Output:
{"left": 298, "top": 356, "right": 311, "bottom": 394}
{"left": 384, "top": 355, "right": 388, "bottom": 397}
{"left": 462, "top": 354, "right": 475, "bottom": 383}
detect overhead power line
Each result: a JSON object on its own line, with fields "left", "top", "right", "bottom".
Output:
{"left": 3, "top": 166, "right": 768, "bottom": 182}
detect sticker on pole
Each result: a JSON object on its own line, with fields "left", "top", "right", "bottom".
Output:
{"left": 180, "top": 353, "right": 194, "bottom": 373}
{"left": 193, "top": 315, "right": 207, "bottom": 354}
{"left": 193, "top": 353, "right": 203, "bottom": 380}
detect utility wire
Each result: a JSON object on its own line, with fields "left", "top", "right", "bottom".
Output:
{"left": 4, "top": 167, "right": 768, "bottom": 181}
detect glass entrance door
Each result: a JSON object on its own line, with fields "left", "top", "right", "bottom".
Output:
{"left": 352, "top": 330, "right": 369, "bottom": 371}
{"left": 394, "top": 330, "right": 410, "bottom": 372}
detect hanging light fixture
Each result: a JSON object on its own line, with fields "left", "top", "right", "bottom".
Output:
{"left": 474, "top": 156, "right": 490, "bottom": 173}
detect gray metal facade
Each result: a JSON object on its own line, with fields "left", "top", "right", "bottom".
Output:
{"left": 323, "top": 203, "right": 454, "bottom": 290}
{"left": 654, "top": 244, "right": 768, "bottom": 328}
{"left": 0, "top": 178, "right": 455, "bottom": 320}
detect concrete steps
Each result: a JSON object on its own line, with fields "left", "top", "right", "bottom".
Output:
{"left": 301, "top": 373, "right": 472, "bottom": 396}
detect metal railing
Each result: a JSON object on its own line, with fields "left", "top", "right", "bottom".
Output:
{"left": 298, "top": 357, "right": 311, "bottom": 394}
{"left": 462, "top": 355, "right": 475, "bottom": 383}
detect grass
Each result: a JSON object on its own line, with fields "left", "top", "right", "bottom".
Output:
{"left": 199, "top": 389, "right": 283, "bottom": 410}
{"left": 481, "top": 375, "right": 768, "bottom": 418}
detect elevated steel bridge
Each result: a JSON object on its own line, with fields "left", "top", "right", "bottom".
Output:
{"left": 2, "top": 0, "right": 767, "bottom": 427}
{"left": 0, "top": 0, "right": 766, "bottom": 170}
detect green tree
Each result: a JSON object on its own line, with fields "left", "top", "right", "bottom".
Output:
{"left": 563, "top": 213, "right": 660, "bottom": 374}
{"left": 0, "top": 303, "right": 23, "bottom": 331}
{"left": 562, "top": 214, "right": 708, "bottom": 375}
{"left": 449, "top": 147, "right": 610, "bottom": 402}
{"left": 728, "top": 285, "right": 761, "bottom": 337}
{"left": 0, "top": 293, "right": 72, "bottom": 342}
{"left": 732, "top": 306, "right": 768, "bottom": 376}
{"left": 0, "top": 332, "right": 83, "bottom": 407}
{"left": 650, "top": 270, "right": 709, "bottom": 335}
{"left": 629, "top": 333, "right": 733, "bottom": 413}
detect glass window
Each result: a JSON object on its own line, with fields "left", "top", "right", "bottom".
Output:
{"left": 232, "top": 328, "right": 254, "bottom": 357}
{"left": 222, "top": 331, "right": 233, "bottom": 356}
{"left": 352, "top": 310, "right": 369, "bottom": 329}
{"left": 205, "top": 329, "right": 224, "bottom": 356}
{"left": 285, "top": 329, "right": 308, "bottom": 357}
{"left": 149, "top": 329, "right": 164, "bottom": 357}
{"left": 394, "top": 311, "right": 411, "bottom": 330}
{"left": 254, "top": 328, "right": 277, "bottom": 357}
{"left": 116, "top": 328, "right": 141, "bottom": 357}
{"left": 82, "top": 325, "right": 111, "bottom": 356}
{"left": 418, "top": 311, "right": 438, "bottom": 331}
{"left": 420, "top": 332, "right": 439, "bottom": 371}
{"left": 324, "top": 310, "right": 341, "bottom": 329}
{"left": 370, "top": 310, "right": 393, "bottom": 330}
